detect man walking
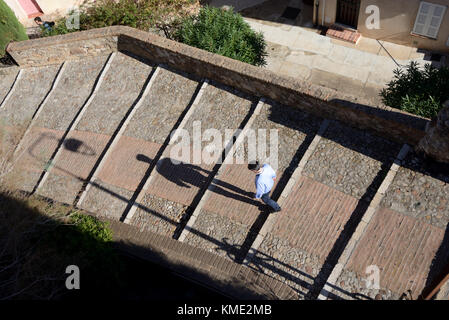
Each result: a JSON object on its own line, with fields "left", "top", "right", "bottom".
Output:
{"left": 34, "top": 17, "right": 55, "bottom": 32}
{"left": 248, "top": 160, "right": 281, "bottom": 212}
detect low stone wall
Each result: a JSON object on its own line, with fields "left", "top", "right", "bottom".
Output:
{"left": 7, "top": 26, "right": 427, "bottom": 147}
{"left": 104, "top": 217, "right": 298, "bottom": 300}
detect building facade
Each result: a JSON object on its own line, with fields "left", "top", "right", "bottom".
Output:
{"left": 315, "top": 0, "right": 449, "bottom": 52}
{"left": 4, "top": 0, "right": 83, "bottom": 27}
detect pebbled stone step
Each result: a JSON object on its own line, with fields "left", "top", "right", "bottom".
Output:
{"left": 248, "top": 120, "right": 402, "bottom": 299}
{"left": 78, "top": 66, "right": 201, "bottom": 220}
{"left": 36, "top": 52, "right": 154, "bottom": 204}
{"left": 0, "top": 68, "right": 19, "bottom": 105}
{"left": 10, "top": 54, "right": 110, "bottom": 192}
{"left": 182, "top": 101, "right": 322, "bottom": 262}
{"left": 0, "top": 64, "right": 60, "bottom": 157}
{"left": 334, "top": 152, "right": 449, "bottom": 300}
{"left": 128, "top": 81, "right": 256, "bottom": 238}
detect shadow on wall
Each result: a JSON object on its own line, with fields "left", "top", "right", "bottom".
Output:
{"left": 329, "top": 98, "right": 429, "bottom": 132}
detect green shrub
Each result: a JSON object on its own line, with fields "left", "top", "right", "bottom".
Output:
{"left": 173, "top": 6, "right": 267, "bottom": 66}
{"left": 43, "top": 211, "right": 124, "bottom": 296}
{"left": 77, "top": 0, "right": 154, "bottom": 30}
{"left": 400, "top": 94, "right": 442, "bottom": 118}
{"left": 48, "top": 212, "right": 118, "bottom": 269}
{"left": 380, "top": 61, "right": 449, "bottom": 118}
{"left": 0, "top": 0, "right": 28, "bottom": 57}
{"left": 39, "top": 16, "right": 72, "bottom": 37}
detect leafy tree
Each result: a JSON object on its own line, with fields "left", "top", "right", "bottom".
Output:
{"left": 173, "top": 6, "right": 267, "bottom": 66}
{"left": 380, "top": 61, "right": 449, "bottom": 118}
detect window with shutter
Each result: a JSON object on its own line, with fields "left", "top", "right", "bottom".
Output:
{"left": 412, "top": 1, "right": 446, "bottom": 39}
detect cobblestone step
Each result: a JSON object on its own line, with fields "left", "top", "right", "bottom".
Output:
{"left": 35, "top": 52, "right": 154, "bottom": 204}
{"left": 9, "top": 54, "right": 110, "bottom": 192}
{"left": 77, "top": 65, "right": 202, "bottom": 220}
{"left": 181, "top": 100, "right": 323, "bottom": 262}
{"left": 0, "top": 64, "right": 61, "bottom": 158}
{"left": 244, "top": 120, "right": 403, "bottom": 299}
{"left": 125, "top": 80, "right": 257, "bottom": 238}
{"left": 329, "top": 151, "right": 449, "bottom": 300}
{"left": 0, "top": 68, "right": 19, "bottom": 106}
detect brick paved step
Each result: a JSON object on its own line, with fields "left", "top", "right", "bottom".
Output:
{"left": 9, "top": 55, "right": 110, "bottom": 192}
{"left": 0, "top": 64, "right": 61, "bottom": 157}
{"left": 36, "top": 52, "right": 154, "bottom": 204}
{"left": 333, "top": 152, "right": 449, "bottom": 300}
{"left": 78, "top": 66, "right": 201, "bottom": 220}
{"left": 182, "top": 101, "right": 322, "bottom": 262}
{"left": 0, "top": 68, "right": 19, "bottom": 105}
{"left": 127, "top": 81, "right": 256, "bottom": 238}
{"left": 246, "top": 120, "right": 402, "bottom": 299}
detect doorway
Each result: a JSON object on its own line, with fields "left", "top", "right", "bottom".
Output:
{"left": 336, "top": 0, "right": 360, "bottom": 29}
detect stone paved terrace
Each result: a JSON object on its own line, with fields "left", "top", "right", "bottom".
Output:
{"left": 1, "top": 26, "right": 448, "bottom": 300}
{"left": 9, "top": 55, "right": 110, "bottom": 192}
{"left": 127, "top": 80, "right": 256, "bottom": 238}
{"left": 0, "top": 64, "right": 60, "bottom": 158}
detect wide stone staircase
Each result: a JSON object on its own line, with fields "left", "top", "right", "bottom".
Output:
{"left": 1, "top": 29, "right": 449, "bottom": 300}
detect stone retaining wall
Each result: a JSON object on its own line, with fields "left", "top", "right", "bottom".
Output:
{"left": 7, "top": 26, "right": 427, "bottom": 147}
{"left": 7, "top": 29, "right": 118, "bottom": 67}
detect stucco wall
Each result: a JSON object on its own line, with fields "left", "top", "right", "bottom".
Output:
{"left": 5, "top": 0, "right": 83, "bottom": 27}
{"left": 357, "top": 0, "right": 449, "bottom": 53}
{"left": 35, "top": 0, "right": 83, "bottom": 13}
{"left": 316, "top": 0, "right": 449, "bottom": 53}
{"left": 4, "top": 0, "right": 28, "bottom": 22}
{"left": 316, "top": 0, "right": 338, "bottom": 25}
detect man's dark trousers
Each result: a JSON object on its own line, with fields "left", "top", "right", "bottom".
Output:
{"left": 261, "top": 192, "right": 281, "bottom": 212}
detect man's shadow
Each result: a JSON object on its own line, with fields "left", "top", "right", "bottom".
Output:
{"left": 136, "top": 154, "right": 266, "bottom": 208}
{"left": 63, "top": 138, "right": 96, "bottom": 156}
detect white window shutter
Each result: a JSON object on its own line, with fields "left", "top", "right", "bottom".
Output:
{"left": 413, "top": 1, "right": 447, "bottom": 38}
{"left": 428, "top": 5, "right": 446, "bottom": 38}
{"left": 413, "top": 2, "right": 430, "bottom": 35}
